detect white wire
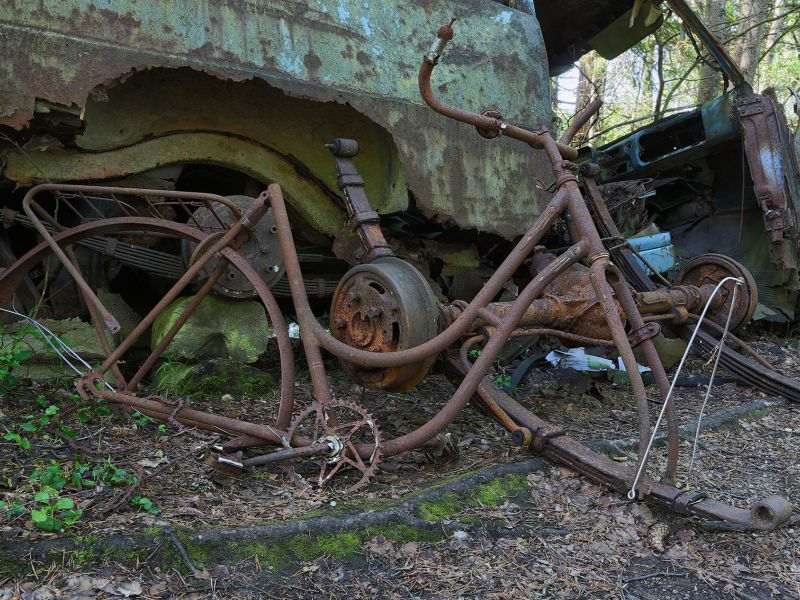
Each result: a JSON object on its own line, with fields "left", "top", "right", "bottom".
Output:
{"left": 0, "top": 306, "right": 115, "bottom": 391}
{"left": 683, "top": 283, "right": 738, "bottom": 486}
{"left": 627, "top": 276, "right": 743, "bottom": 500}
{"left": 2, "top": 306, "right": 84, "bottom": 374}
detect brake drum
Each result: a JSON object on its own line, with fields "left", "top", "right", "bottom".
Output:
{"left": 181, "top": 195, "right": 284, "bottom": 298}
{"left": 330, "top": 257, "right": 439, "bottom": 392}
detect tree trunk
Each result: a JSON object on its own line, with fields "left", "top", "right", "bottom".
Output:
{"left": 734, "top": 0, "right": 772, "bottom": 85}
{"left": 763, "top": 0, "right": 786, "bottom": 68}
{"left": 575, "top": 53, "right": 597, "bottom": 114}
{"left": 574, "top": 53, "right": 607, "bottom": 140}
{"left": 550, "top": 76, "right": 561, "bottom": 132}
{"left": 696, "top": 0, "right": 727, "bottom": 104}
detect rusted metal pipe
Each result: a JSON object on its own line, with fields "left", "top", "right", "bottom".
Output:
{"left": 607, "top": 267, "right": 679, "bottom": 481}
{"left": 507, "top": 327, "right": 615, "bottom": 347}
{"left": 242, "top": 442, "right": 332, "bottom": 467}
{"left": 559, "top": 98, "right": 603, "bottom": 145}
{"left": 269, "top": 171, "right": 588, "bottom": 455}
{"left": 91, "top": 195, "right": 268, "bottom": 383}
{"left": 92, "top": 386, "right": 285, "bottom": 444}
{"left": 378, "top": 242, "right": 588, "bottom": 456}
{"left": 441, "top": 357, "right": 790, "bottom": 531}
{"left": 20, "top": 185, "right": 245, "bottom": 334}
{"left": 123, "top": 261, "right": 228, "bottom": 392}
{"left": 418, "top": 21, "right": 578, "bottom": 160}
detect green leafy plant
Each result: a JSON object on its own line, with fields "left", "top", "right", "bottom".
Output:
{"left": 75, "top": 394, "right": 112, "bottom": 423}
{"left": 29, "top": 488, "right": 82, "bottom": 532}
{"left": 3, "top": 395, "right": 70, "bottom": 451}
{"left": 493, "top": 374, "right": 512, "bottom": 389}
{"left": 131, "top": 494, "right": 160, "bottom": 515}
{"left": 93, "top": 458, "right": 136, "bottom": 487}
{"left": 17, "top": 461, "right": 83, "bottom": 532}
{"left": 3, "top": 431, "right": 30, "bottom": 450}
{"left": 131, "top": 411, "right": 154, "bottom": 426}
{"left": 29, "top": 461, "right": 68, "bottom": 490}
{"left": 69, "top": 461, "right": 96, "bottom": 488}
{"left": 0, "top": 498, "right": 25, "bottom": 518}
{"left": 0, "top": 322, "right": 37, "bottom": 393}
{"left": 1, "top": 455, "right": 146, "bottom": 533}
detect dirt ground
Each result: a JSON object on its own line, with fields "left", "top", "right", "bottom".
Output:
{"left": 1, "top": 331, "right": 800, "bottom": 598}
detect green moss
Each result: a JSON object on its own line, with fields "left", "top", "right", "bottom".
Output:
{"left": 418, "top": 491, "right": 462, "bottom": 521}
{"left": 287, "top": 531, "right": 361, "bottom": 561}
{"left": 0, "top": 553, "right": 22, "bottom": 579}
{"left": 0, "top": 521, "right": 445, "bottom": 576}
{"left": 248, "top": 542, "right": 291, "bottom": 571}
{"left": 472, "top": 473, "right": 527, "bottom": 507}
{"left": 152, "top": 362, "right": 194, "bottom": 396}
{"left": 174, "top": 524, "right": 441, "bottom": 573}
{"left": 0, "top": 469, "right": 531, "bottom": 575}
{"left": 317, "top": 532, "right": 361, "bottom": 558}
{"left": 72, "top": 548, "right": 97, "bottom": 565}
{"left": 417, "top": 473, "right": 529, "bottom": 520}
{"left": 373, "top": 523, "right": 441, "bottom": 544}
{"left": 159, "top": 541, "right": 188, "bottom": 574}
{"left": 143, "top": 525, "right": 164, "bottom": 537}
{"left": 154, "top": 359, "right": 275, "bottom": 400}
{"left": 179, "top": 535, "right": 214, "bottom": 569}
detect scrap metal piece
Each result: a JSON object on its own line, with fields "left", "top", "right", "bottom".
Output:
{"left": 326, "top": 138, "right": 394, "bottom": 264}
{"left": 736, "top": 94, "right": 800, "bottom": 271}
{"left": 584, "top": 170, "right": 800, "bottom": 401}
{"left": 331, "top": 257, "right": 439, "bottom": 392}
{"left": 282, "top": 399, "right": 382, "bottom": 493}
{"left": 628, "top": 322, "right": 661, "bottom": 348}
{"left": 440, "top": 356, "right": 792, "bottom": 532}
{"left": 674, "top": 253, "right": 758, "bottom": 330}
{"left": 181, "top": 195, "right": 285, "bottom": 298}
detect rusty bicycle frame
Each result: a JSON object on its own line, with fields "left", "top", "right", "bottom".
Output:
{"left": 0, "top": 21, "right": 794, "bottom": 531}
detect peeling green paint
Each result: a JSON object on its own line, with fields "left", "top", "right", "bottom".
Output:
{"left": 4, "top": 130, "right": 345, "bottom": 236}
{"left": 0, "top": 0, "right": 554, "bottom": 238}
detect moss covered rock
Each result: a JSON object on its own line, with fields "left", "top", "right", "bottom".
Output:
{"left": 152, "top": 295, "right": 270, "bottom": 363}
{"left": 153, "top": 359, "right": 275, "bottom": 399}
{"left": 0, "top": 317, "right": 113, "bottom": 383}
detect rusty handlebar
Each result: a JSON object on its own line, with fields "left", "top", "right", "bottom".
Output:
{"left": 418, "top": 18, "right": 581, "bottom": 159}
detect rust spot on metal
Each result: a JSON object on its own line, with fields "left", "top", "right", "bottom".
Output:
{"left": 356, "top": 51, "right": 373, "bottom": 67}
{"left": 303, "top": 51, "right": 322, "bottom": 79}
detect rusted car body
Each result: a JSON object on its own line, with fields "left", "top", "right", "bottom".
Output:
{"left": 0, "top": 0, "right": 659, "bottom": 291}
{"left": 584, "top": 2, "right": 800, "bottom": 320}
{"left": 587, "top": 90, "right": 800, "bottom": 320}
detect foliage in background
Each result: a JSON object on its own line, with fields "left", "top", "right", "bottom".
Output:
{"left": 556, "top": 0, "right": 800, "bottom": 146}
